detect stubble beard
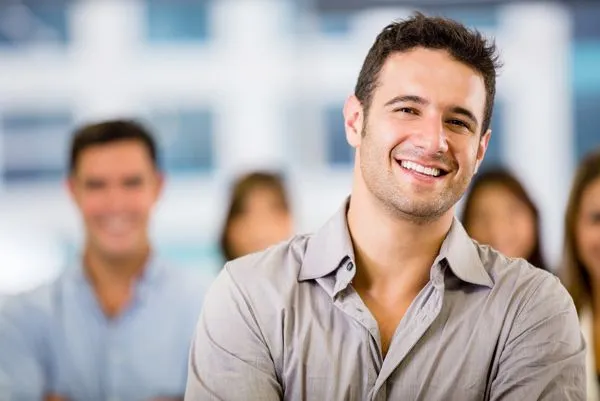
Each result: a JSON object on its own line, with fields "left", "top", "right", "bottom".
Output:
{"left": 359, "top": 126, "right": 471, "bottom": 225}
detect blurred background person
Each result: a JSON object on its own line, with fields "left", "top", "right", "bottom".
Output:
{"left": 219, "top": 171, "right": 293, "bottom": 261}
{"left": 560, "top": 149, "right": 600, "bottom": 401}
{"left": 0, "top": 120, "right": 205, "bottom": 401}
{"left": 461, "top": 167, "right": 548, "bottom": 270}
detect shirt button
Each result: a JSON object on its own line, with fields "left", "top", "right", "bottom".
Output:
{"left": 346, "top": 261, "right": 354, "bottom": 271}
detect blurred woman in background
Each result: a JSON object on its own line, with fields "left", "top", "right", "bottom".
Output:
{"left": 560, "top": 149, "right": 600, "bottom": 400}
{"left": 220, "top": 171, "right": 293, "bottom": 262}
{"left": 462, "top": 167, "right": 547, "bottom": 270}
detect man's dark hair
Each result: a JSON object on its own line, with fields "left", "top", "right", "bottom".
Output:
{"left": 355, "top": 12, "right": 502, "bottom": 135}
{"left": 69, "top": 119, "right": 159, "bottom": 174}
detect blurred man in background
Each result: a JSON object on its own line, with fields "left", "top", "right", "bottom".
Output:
{"left": 0, "top": 120, "right": 205, "bottom": 401}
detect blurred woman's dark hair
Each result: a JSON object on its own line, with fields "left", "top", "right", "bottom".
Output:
{"left": 219, "top": 171, "right": 290, "bottom": 262}
{"left": 560, "top": 149, "right": 600, "bottom": 314}
{"left": 462, "top": 167, "right": 547, "bottom": 270}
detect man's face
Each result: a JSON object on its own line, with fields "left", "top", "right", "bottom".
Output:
{"left": 68, "top": 140, "right": 163, "bottom": 260}
{"left": 344, "top": 47, "right": 490, "bottom": 223}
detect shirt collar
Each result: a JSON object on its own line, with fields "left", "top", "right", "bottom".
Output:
{"left": 298, "top": 200, "right": 355, "bottom": 281}
{"left": 437, "top": 218, "right": 494, "bottom": 288}
{"left": 298, "top": 198, "right": 493, "bottom": 288}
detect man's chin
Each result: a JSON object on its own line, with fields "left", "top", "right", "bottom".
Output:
{"left": 389, "top": 199, "right": 453, "bottom": 223}
{"left": 93, "top": 240, "right": 147, "bottom": 260}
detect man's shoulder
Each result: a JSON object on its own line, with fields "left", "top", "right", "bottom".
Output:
{"left": 225, "top": 233, "right": 312, "bottom": 285}
{"left": 201, "top": 234, "right": 314, "bottom": 331}
{"left": 0, "top": 274, "right": 64, "bottom": 327}
{"left": 476, "top": 244, "right": 571, "bottom": 312}
{"left": 210, "top": 233, "right": 313, "bottom": 307}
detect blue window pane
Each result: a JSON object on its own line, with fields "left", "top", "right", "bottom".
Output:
{"left": 0, "top": 1, "right": 68, "bottom": 46}
{"left": 575, "top": 93, "right": 600, "bottom": 161}
{"left": 572, "top": 2, "right": 600, "bottom": 41}
{"left": 1, "top": 111, "right": 73, "bottom": 182}
{"left": 145, "top": 0, "right": 209, "bottom": 43}
{"left": 316, "top": 5, "right": 498, "bottom": 36}
{"left": 325, "top": 104, "right": 352, "bottom": 166}
{"left": 148, "top": 109, "right": 214, "bottom": 172}
{"left": 418, "top": 5, "right": 498, "bottom": 30}
{"left": 572, "top": 41, "right": 600, "bottom": 93}
{"left": 318, "top": 12, "right": 351, "bottom": 36}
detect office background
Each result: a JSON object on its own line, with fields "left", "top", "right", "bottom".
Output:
{"left": 0, "top": 0, "right": 598, "bottom": 294}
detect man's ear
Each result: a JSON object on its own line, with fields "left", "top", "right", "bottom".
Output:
{"left": 343, "top": 95, "right": 364, "bottom": 148}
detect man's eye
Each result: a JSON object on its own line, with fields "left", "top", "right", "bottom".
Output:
{"left": 448, "top": 119, "right": 469, "bottom": 128}
{"left": 395, "top": 107, "right": 417, "bottom": 115}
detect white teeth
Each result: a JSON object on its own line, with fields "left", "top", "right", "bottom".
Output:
{"left": 400, "top": 160, "right": 441, "bottom": 177}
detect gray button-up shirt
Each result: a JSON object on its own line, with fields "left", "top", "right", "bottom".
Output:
{"left": 186, "top": 202, "right": 585, "bottom": 400}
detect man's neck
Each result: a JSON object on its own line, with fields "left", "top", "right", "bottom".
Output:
{"left": 83, "top": 245, "right": 151, "bottom": 317}
{"left": 347, "top": 192, "right": 453, "bottom": 293}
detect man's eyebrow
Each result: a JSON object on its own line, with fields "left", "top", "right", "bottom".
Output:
{"left": 450, "top": 106, "right": 479, "bottom": 127}
{"left": 384, "top": 95, "right": 429, "bottom": 107}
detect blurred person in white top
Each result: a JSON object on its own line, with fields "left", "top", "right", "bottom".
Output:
{"left": 560, "top": 149, "right": 600, "bottom": 401}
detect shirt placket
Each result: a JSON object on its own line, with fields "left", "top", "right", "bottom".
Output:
{"left": 332, "top": 259, "right": 384, "bottom": 397}
{"left": 371, "top": 266, "right": 446, "bottom": 400}
{"left": 106, "top": 321, "right": 123, "bottom": 401}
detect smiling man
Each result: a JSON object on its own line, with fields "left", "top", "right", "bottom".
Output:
{"left": 0, "top": 120, "right": 205, "bottom": 401}
{"left": 185, "top": 13, "right": 585, "bottom": 401}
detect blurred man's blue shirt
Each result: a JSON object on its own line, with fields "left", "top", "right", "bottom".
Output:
{"left": 0, "top": 257, "right": 207, "bottom": 401}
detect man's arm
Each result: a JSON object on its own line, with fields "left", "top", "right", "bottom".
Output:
{"left": 0, "top": 298, "right": 48, "bottom": 401}
{"left": 184, "top": 268, "right": 282, "bottom": 401}
{"left": 490, "top": 274, "right": 586, "bottom": 400}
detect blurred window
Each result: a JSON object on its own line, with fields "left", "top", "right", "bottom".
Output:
{"left": 482, "top": 101, "right": 503, "bottom": 169}
{"left": 324, "top": 103, "right": 352, "bottom": 166}
{"left": 144, "top": 0, "right": 210, "bottom": 44}
{"left": 1, "top": 111, "right": 72, "bottom": 183}
{"left": 575, "top": 93, "right": 600, "bottom": 161}
{"left": 417, "top": 5, "right": 498, "bottom": 29}
{"left": 572, "top": 2, "right": 600, "bottom": 41}
{"left": 312, "top": 2, "right": 498, "bottom": 35}
{"left": 572, "top": 0, "right": 600, "bottom": 161}
{"left": 318, "top": 12, "right": 352, "bottom": 36}
{"left": 0, "top": 1, "right": 68, "bottom": 47}
{"left": 146, "top": 108, "right": 215, "bottom": 173}
{"left": 572, "top": 41, "right": 600, "bottom": 93}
